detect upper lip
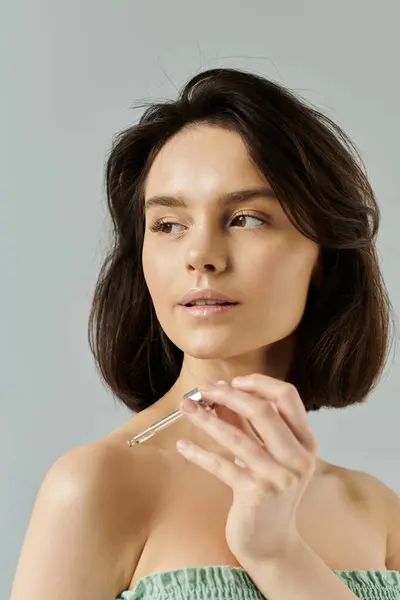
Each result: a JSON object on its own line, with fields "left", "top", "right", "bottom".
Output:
{"left": 180, "top": 288, "right": 238, "bottom": 306}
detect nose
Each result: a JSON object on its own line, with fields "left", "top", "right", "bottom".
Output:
{"left": 185, "top": 226, "right": 229, "bottom": 274}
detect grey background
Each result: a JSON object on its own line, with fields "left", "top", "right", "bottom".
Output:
{"left": 1, "top": 0, "right": 399, "bottom": 596}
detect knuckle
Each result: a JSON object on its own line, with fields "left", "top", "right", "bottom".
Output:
{"left": 248, "top": 478, "right": 271, "bottom": 497}
{"left": 292, "top": 452, "right": 313, "bottom": 475}
{"left": 280, "top": 470, "right": 297, "bottom": 490}
{"left": 209, "top": 453, "right": 223, "bottom": 471}
{"left": 231, "top": 427, "right": 247, "bottom": 447}
{"left": 282, "top": 383, "right": 297, "bottom": 401}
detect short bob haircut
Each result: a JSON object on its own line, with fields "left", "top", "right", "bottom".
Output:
{"left": 88, "top": 67, "right": 394, "bottom": 414}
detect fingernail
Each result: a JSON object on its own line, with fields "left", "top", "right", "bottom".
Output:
{"left": 207, "top": 380, "right": 228, "bottom": 387}
{"left": 176, "top": 440, "right": 190, "bottom": 451}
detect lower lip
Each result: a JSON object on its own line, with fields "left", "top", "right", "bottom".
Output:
{"left": 180, "top": 303, "right": 239, "bottom": 317}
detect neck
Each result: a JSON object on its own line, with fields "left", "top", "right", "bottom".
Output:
{"left": 166, "top": 335, "right": 295, "bottom": 411}
{"left": 157, "top": 335, "right": 328, "bottom": 476}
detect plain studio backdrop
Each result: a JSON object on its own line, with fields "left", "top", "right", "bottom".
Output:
{"left": 1, "top": 0, "right": 399, "bottom": 597}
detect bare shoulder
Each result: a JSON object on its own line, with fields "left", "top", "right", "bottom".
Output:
{"left": 333, "top": 464, "right": 400, "bottom": 570}
{"left": 355, "top": 470, "right": 400, "bottom": 571}
{"left": 49, "top": 435, "right": 150, "bottom": 497}
{"left": 10, "top": 436, "right": 154, "bottom": 599}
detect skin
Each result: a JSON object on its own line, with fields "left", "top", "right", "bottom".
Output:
{"left": 9, "top": 123, "right": 398, "bottom": 600}
{"left": 142, "top": 122, "right": 321, "bottom": 450}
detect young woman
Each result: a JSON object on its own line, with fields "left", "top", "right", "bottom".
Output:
{"left": 10, "top": 68, "right": 400, "bottom": 600}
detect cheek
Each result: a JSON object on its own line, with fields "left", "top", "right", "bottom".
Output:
{"left": 142, "top": 239, "right": 176, "bottom": 304}
{"left": 243, "top": 241, "right": 317, "bottom": 304}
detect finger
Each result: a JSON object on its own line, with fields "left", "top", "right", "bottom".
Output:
{"left": 231, "top": 375, "right": 318, "bottom": 453}
{"left": 176, "top": 439, "right": 253, "bottom": 488}
{"left": 182, "top": 399, "right": 304, "bottom": 480}
{"left": 199, "top": 384, "right": 304, "bottom": 455}
{"left": 210, "top": 381, "right": 265, "bottom": 447}
{"left": 213, "top": 404, "right": 265, "bottom": 448}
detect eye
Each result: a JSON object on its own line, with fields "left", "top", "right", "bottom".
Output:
{"left": 230, "top": 213, "right": 266, "bottom": 228}
{"left": 148, "top": 212, "right": 268, "bottom": 235}
{"left": 149, "top": 220, "right": 185, "bottom": 234}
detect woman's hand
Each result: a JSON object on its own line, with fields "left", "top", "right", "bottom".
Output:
{"left": 176, "top": 374, "right": 319, "bottom": 567}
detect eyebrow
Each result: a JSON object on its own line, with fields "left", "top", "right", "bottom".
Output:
{"left": 144, "top": 187, "right": 277, "bottom": 213}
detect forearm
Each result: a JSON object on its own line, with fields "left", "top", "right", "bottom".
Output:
{"left": 242, "top": 538, "right": 359, "bottom": 600}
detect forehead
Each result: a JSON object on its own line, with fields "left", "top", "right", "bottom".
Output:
{"left": 144, "top": 124, "right": 268, "bottom": 199}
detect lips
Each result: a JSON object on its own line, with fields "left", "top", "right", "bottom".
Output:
{"left": 185, "top": 300, "right": 235, "bottom": 307}
{"left": 181, "top": 302, "right": 239, "bottom": 318}
{"left": 179, "top": 288, "right": 238, "bottom": 306}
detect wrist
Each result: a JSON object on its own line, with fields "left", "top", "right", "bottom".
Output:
{"left": 240, "top": 532, "right": 307, "bottom": 574}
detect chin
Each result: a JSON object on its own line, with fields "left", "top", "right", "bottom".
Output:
{"left": 183, "top": 347, "right": 231, "bottom": 359}
{"left": 176, "top": 335, "right": 254, "bottom": 360}
{"left": 170, "top": 333, "right": 234, "bottom": 359}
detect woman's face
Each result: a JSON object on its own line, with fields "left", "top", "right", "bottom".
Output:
{"left": 142, "top": 124, "right": 319, "bottom": 361}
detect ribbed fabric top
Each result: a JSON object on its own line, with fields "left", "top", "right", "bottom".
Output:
{"left": 116, "top": 565, "right": 400, "bottom": 600}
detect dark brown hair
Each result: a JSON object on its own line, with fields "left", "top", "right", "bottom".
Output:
{"left": 88, "top": 67, "right": 395, "bottom": 414}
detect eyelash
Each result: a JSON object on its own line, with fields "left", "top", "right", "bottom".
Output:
{"left": 148, "top": 211, "right": 269, "bottom": 235}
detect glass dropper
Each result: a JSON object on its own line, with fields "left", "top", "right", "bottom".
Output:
{"left": 126, "top": 387, "right": 214, "bottom": 446}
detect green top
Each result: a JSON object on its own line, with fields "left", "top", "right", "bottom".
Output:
{"left": 116, "top": 565, "right": 400, "bottom": 600}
